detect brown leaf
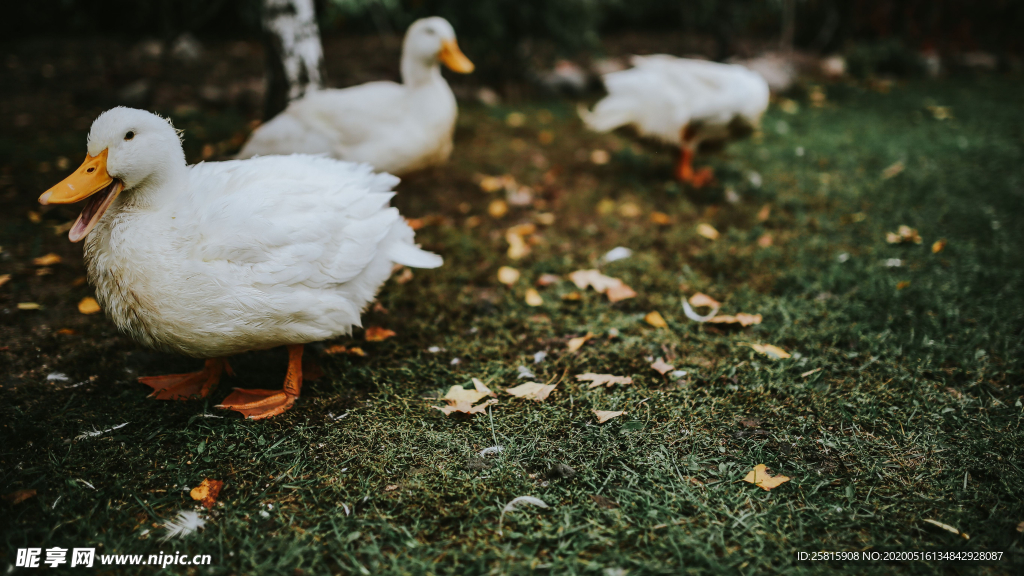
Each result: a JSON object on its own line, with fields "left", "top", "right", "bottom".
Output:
{"left": 536, "top": 273, "right": 561, "bottom": 286}
{"left": 650, "top": 358, "right": 675, "bottom": 375}
{"left": 932, "top": 239, "right": 946, "bottom": 253}
{"left": 882, "top": 161, "right": 905, "bottom": 179}
{"left": 590, "top": 494, "right": 619, "bottom": 509}
{"left": 742, "top": 343, "right": 791, "bottom": 359}
{"left": 650, "top": 212, "right": 672, "bottom": 225}
{"left": 743, "top": 464, "right": 790, "bottom": 491}
{"left": 189, "top": 479, "right": 224, "bottom": 509}
{"left": 886, "top": 225, "right": 922, "bottom": 244}
{"left": 923, "top": 518, "right": 969, "bottom": 540}
{"left": 443, "top": 384, "right": 491, "bottom": 404}
{"left": 3, "top": 489, "right": 36, "bottom": 505}
{"left": 756, "top": 234, "right": 773, "bottom": 248}
{"left": 896, "top": 281, "right": 910, "bottom": 290}
{"left": 739, "top": 418, "right": 762, "bottom": 428}
{"left": 0, "top": 274, "right": 10, "bottom": 288}
{"left": 576, "top": 373, "right": 633, "bottom": 389}
{"left": 605, "top": 282, "right": 637, "bottom": 303}
{"left": 33, "top": 253, "right": 61, "bottom": 266}
{"left": 707, "top": 313, "right": 762, "bottom": 327}
{"left": 497, "top": 266, "right": 520, "bottom": 286}
{"left": 567, "top": 269, "right": 637, "bottom": 303}
{"left": 593, "top": 410, "right": 625, "bottom": 423}
{"left": 756, "top": 205, "right": 771, "bottom": 222}
{"left": 78, "top": 297, "right": 101, "bottom": 315}
{"left": 488, "top": 199, "right": 509, "bottom": 218}
{"left": 567, "top": 332, "right": 594, "bottom": 352}
{"left": 395, "top": 268, "right": 414, "bottom": 284}
{"left": 506, "top": 382, "right": 557, "bottom": 401}
{"left": 696, "top": 223, "right": 719, "bottom": 240}
{"left": 433, "top": 398, "right": 497, "bottom": 416}
{"left": 645, "top": 311, "right": 668, "bottom": 328}
{"left": 365, "top": 327, "right": 396, "bottom": 342}
{"left": 385, "top": 484, "right": 399, "bottom": 491}
{"left": 688, "top": 293, "right": 721, "bottom": 308}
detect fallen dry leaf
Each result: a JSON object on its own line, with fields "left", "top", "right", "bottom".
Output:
{"left": 882, "top": 161, "right": 905, "bottom": 180}
{"left": 926, "top": 105, "right": 952, "bottom": 120}
{"left": 536, "top": 273, "right": 561, "bottom": 286}
{"left": 576, "top": 373, "right": 633, "bottom": 389}
{"left": 488, "top": 199, "right": 509, "bottom": 218}
{"left": 506, "top": 223, "right": 536, "bottom": 260}
{"left": 886, "top": 225, "right": 922, "bottom": 245}
{"left": 689, "top": 293, "right": 721, "bottom": 308}
{"left": 385, "top": 484, "right": 399, "bottom": 491}
{"left": 561, "top": 291, "right": 582, "bottom": 301}
{"left": 707, "top": 313, "right": 762, "bottom": 327}
{"left": 443, "top": 382, "right": 492, "bottom": 404}
{"left": 525, "top": 288, "right": 543, "bottom": 307}
{"left": 78, "top": 297, "right": 101, "bottom": 315}
{"left": 650, "top": 358, "right": 674, "bottom": 375}
{"left": 650, "top": 212, "right": 672, "bottom": 225}
{"left": 471, "top": 377, "right": 496, "bottom": 396}
{"left": 2, "top": 489, "right": 36, "bottom": 505}
{"left": 757, "top": 204, "right": 771, "bottom": 222}
{"left": 365, "top": 327, "right": 396, "bottom": 342}
{"left": 932, "top": 239, "right": 946, "bottom": 253}
{"left": 433, "top": 398, "right": 497, "bottom": 416}
{"left": 395, "top": 268, "right": 414, "bottom": 284}
{"left": 567, "top": 332, "right": 594, "bottom": 352}
{"left": 645, "top": 311, "right": 668, "bottom": 328}
{"left": 568, "top": 269, "right": 635, "bottom": 302}
{"left": 189, "top": 479, "right": 224, "bottom": 509}
{"left": 324, "top": 345, "right": 367, "bottom": 356}
{"left": 743, "top": 343, "right": 791, "bottom": 359}
{"left": 590, "top": 494, "right": 619, "bottom": 509}
{"left": 923, "top": 518, "right": 969, "bottom": 540}
{"left": 696, "top": 223, "right": 720, "bottom": 240}
{"left": 506, "top": 381, "right": 557, "bottom": 401}
{"left": 757, "top": 234, "right": 773, "bottom": 248}
{"left": 618, "top": 202, "right": 641, "bottom": 218}
{"left": 0, "top": 274, "right": 10, "bottom": 288}
{"left": 17, "top": 302, "right": 40, "bottom": 310}
{"left": 743, "top": 464, "right": 790, "bottom": 491}
{"left": 497, "top": 266, "right": 520, "bottom": 286}
{"left": 896, "top": 281, "right": 911, "bottom": 290}
{"left": 590, "top": 149, "right": 610, "bottom": 165}
{"left": 33, "top": 253, "right": 61, "bottom": 266}
{"left": 593, "top": 410, "right": 624, "bottom": 423}
{"left": 605, "top": 283, "right": 637, "bottom": 303}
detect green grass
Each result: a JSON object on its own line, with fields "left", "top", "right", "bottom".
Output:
{"left": 2, "top": 77, "right": 1023, "bottom": 575}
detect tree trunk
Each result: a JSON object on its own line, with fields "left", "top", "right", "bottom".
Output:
{"left": 262, "top": 0, "right": 326, "bottom": 120}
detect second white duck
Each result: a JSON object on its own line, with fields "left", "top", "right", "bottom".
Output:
{"left": 238, "top": 16, "right": 474, "bottom": 175}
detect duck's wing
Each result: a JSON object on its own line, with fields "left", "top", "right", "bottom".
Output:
{"left": 582, "top": 62, "right": 692, "bottom": 145}
{"left": 185, "top": 156, "right": 440, "bottom": 294}
{"left": 237, "top": 82, "right": 410, "bottom": 159}
{"left": 635, "top": 56, "right": 769, "bottom": 127}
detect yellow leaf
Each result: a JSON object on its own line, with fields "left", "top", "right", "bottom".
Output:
{"left": 707, "top": 313, "right": 762, "bottom": 327}
{"left": 497, "top": 266, "right": 520, "bottom": 286}
{"left": 324, "top": 344, "right": 366, "bottom": 356}
{"left": 567, "top": 332, "right": 594, "bottom": 352}
{"left": 0, "top": 274, "right": 10, "bottom": 288}
{"left": 650, "top": 358, "right": 674, "bottom": 375}
{"left": 886, "top": 225, "right": 921, "bottom": 244}
{"left": 443, "top": 384, "right": 490, "bottom": 404}
{"left": 932, "top": 239, "right": 946, "bottom": 253}
{"left": 78, "top": 297, "right": 101, "bottom": 315}
{"left": 534, "top": 212, "right": 555, "bottom": 225}
{"left": 433, "top": 398, "right": 497, "bottom": 416}
{"left": 597, "top": 198, "right": 616, "bottom": 215}
{"left": 688, "top": 293, "right": 721, "bottom": 308}
{"left": 17, "top": 302, "right": 41, "bottom": 310}
{"left": 696, "top": 223, "right": 719, "bottom": 240}
{"left": 756, "top": 205, "right": 771, "bottom": 222}
{"left": 525, "top": 288, "right": 543, "bottom": 307}
{"left": 365, "top": 327, "right": 397, "bottom": 341}
{"left": 882, "top": 161, "right": 905, "bottom": 179}
{"left": 743, "top": 343, "right": 791, "bottom": 359}
{"left": 561, "top": 291, "right": 582, "bottom": 301}
{"left": 189, "top": 478, "right": 224, "bottom": 509}
{"left": 33, "top": 253, "right": 61, "bottom": 266}
{"left": 506, "top": 381, "right": 557, "bottom": 401}
{"left": 593, "top": 410, "right": 624, "bottom": 424}
{"left": 645, "top": 311, "right": 668, "bottom": 328}
{"left": 488, "top": 199, "right": 508, "bottom": 218}
{"left": 742, "top": 464, "right": 790, "bottom": 491}
{"left": 618, "top": 202, "right": 641, "bottom": 218}
{"left": 576, "top": 373, "right": 633, "bottom": 389}
{"left": 507, "top": 234, "right": 530, "bottom": 259}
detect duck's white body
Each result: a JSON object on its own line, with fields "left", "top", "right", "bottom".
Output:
{"left": 237, "top": 17, "right": 471, "bottom": 175}
{"left": 70, "top": 111, "right": 439, "bottom": 359}
{"left": 582, "top": 55, "right": 770, "bottom": 148}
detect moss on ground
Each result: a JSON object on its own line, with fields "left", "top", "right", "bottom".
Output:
{"left": 2, "top": 77, "right": 1023, "bottom": 574}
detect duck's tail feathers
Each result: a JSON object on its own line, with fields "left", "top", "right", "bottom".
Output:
{"left": 389, "top": 243, "right": 443, "bottom": 269}
{"left": 578, "top": 100, "right": 634, "bottom": 133}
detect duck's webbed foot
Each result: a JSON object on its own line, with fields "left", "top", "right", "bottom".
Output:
{"left": 216, "top": 345, "right": 303, "bottom": 420}
{"left": 140, "top": 358, "right": 232, "bottom": 400}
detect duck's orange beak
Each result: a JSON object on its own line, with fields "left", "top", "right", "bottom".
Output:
{"left": 39, "top": 149, "right": 124, "bottom": 242}
{"left": 439, "top": 40, "right": 474, "bottom": 74}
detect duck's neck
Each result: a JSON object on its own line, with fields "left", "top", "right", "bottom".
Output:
{"left": 401, "top": 56, "right": 443, "bottom": 88}
{"left": 119, "top": 155, "right": 189, "bottom": 211}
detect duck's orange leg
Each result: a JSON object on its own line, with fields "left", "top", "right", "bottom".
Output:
{"left": 140, "top": 358, "right": 232, "bottom": 400}
{"left": 216, "top": 345, "right": 303, "bottom": 420}
{"left": 676, "top": 127, "right": 714, "bottom": 188}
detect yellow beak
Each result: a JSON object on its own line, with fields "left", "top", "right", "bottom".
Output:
{"left": 39, "top": 149, "right": 113, "bottom": 205}
{"left": 39, "top": 149, "right": 124, "bottom": 242}
{"left": 439, "top": 40, "right": 474, "bottom": 74}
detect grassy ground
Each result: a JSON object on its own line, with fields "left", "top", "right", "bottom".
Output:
{"left": 2, "top": 65, "right": 1024, "bottom": 574}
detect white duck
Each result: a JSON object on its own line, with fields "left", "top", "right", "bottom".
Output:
{"left": 581, "top": 55, "right": 769, "bottom": 187}
{"left": 237, "top": 16, "right": 474, "bottom": 175}
{"left": 39, "top": 107, "right": 442, "bottom": 419}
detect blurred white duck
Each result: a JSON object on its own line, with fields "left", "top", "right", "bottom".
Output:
{"left": 237, "top": 16, "right": 474, "bottom": 175}
{"left": 39, "top": 107, "right": 442, "bottom": 419}
{"left": 581, "top": 55, "right": 769, "bottom": 187}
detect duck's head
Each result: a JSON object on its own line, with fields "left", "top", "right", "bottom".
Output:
{"left": 39, "top": 107, "right": 185, "bottom": 242}
{"left": 403, "top": 16, "right": 474, "bottom": 74}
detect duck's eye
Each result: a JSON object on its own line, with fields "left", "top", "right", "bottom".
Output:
{"left": 124, "top": 131, "right": 135, "bottom": 141}
{"left": 87, "top": 167, "right": 95, "bottom": 173}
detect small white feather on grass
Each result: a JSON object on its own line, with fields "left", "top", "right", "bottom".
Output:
{"left": 162, "top": 510, "right": 205, "bottom": 541}
{"left": 498, "top": 496, "right": 549, "bottom": 535}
